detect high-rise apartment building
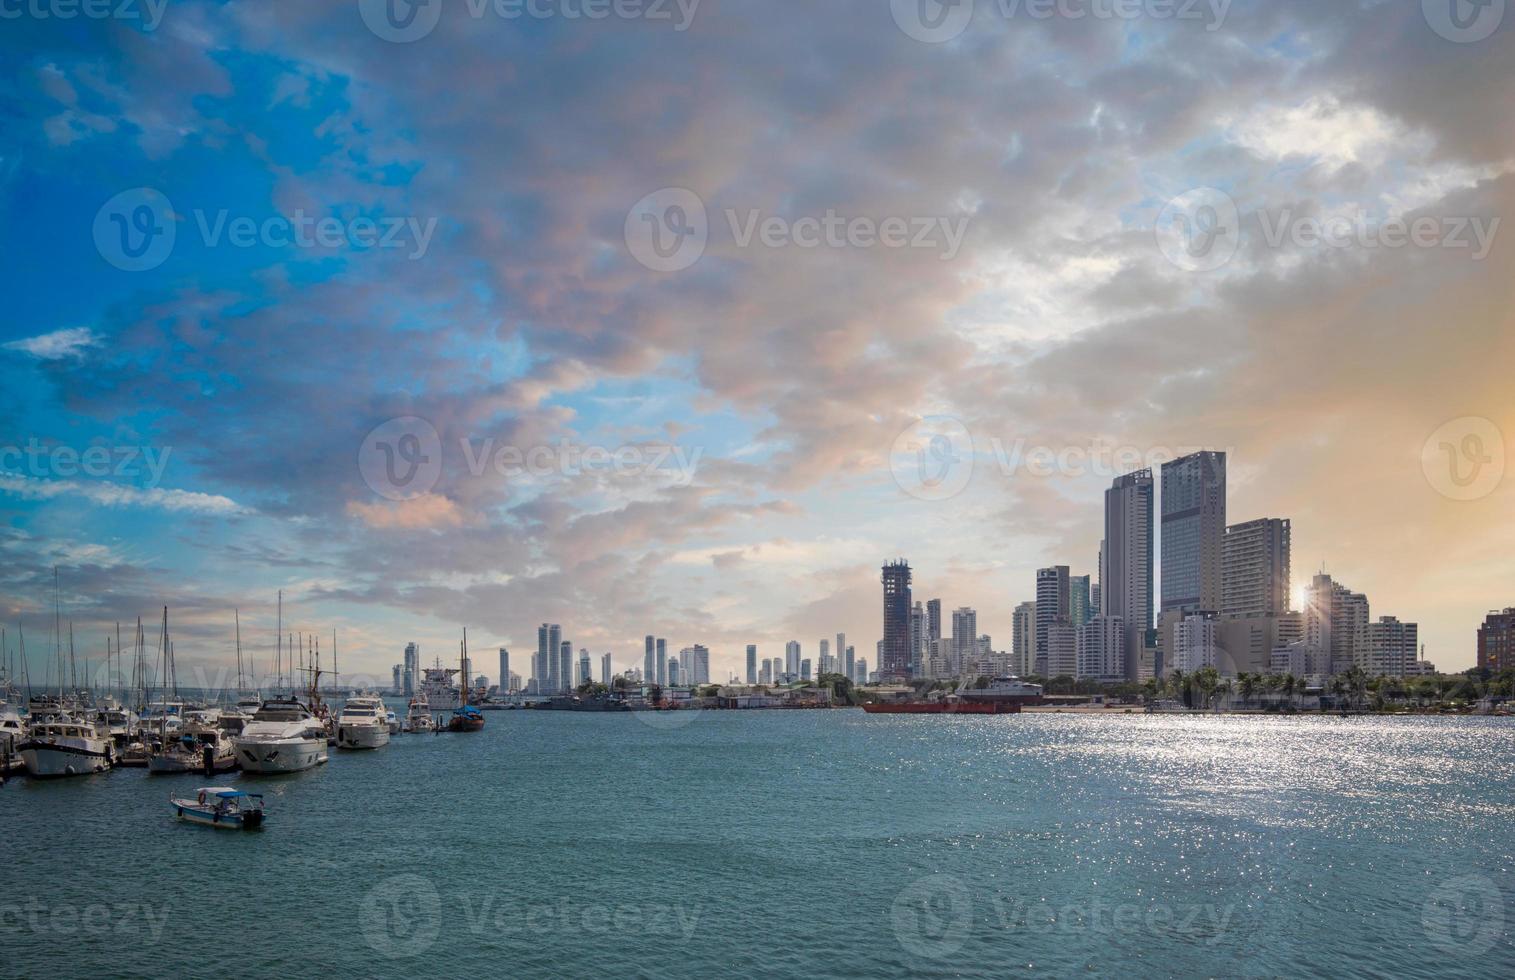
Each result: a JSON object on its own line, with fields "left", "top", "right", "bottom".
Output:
{"left": 403, "top": 642, "right": 420, "bottom": 696}
{"left": 1222, "top": 519, "right": 1292, "bottom": 619}
{"left": 601, "top": 652, "right": 612, "bottom": 685}
{"left": 1012, "top": 601, "right": 1035, "bottom": 676}
{"left": 1479, "top": 609, "right": 1515, "bottom": 672}
{"left": 644, "top": 635, "right": 655, "bottom": 685}
{"left": 560, "top": 641, "right": 572, "bottom": 694}
{"left": 926, "top": 598, "right": 942, "bottom": 645}
{"left": 1304, "top": 573, "right": 1370, "bottom": 675}
{"left": 1103, "top": 469, "right": 1154, "bottom": 629}
{"left": 746, "top": 644, "right": 758, "bottom": 684}
{"left": 1035, "top": 566, "right": 1071, "bottom": 676}
{"left": 498, "top": 648, "right": 509, "bottom": 695}
{"left": 1160, "top": 452, "right": 1226, "bottom": 615}
{"left": 1077, "top": 615, "right": 1126, "bottom": 683}
{"left": 951, "top": 606, "right": 977, "bottom": 675}
{"left": 1046, "top": 621, "right": 1078, "bottom": 678}
{"left": 1172, "top": 614, "right": 1219, "bottom": 674}
{"left": 881, "top": 560, "right": 914, "bottom": 679}
{"left": 1363, "top": 617, "right": 1419, "bottom": 676}
{"left": 656, "top": 638, "right": 667, "bottom": 687}
{"left": 785, "top": 640, "right": 801, "bottom": 680}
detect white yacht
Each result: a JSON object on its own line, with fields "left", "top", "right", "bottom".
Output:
{"left": 335, "top": 694, "right": 391, "bottom": 750}
{"left": 232, "top": 697, "right": 329, "bottom": 774}
{"left": 402, "top": 693, "right": 435, "bottom": 733}
{"left": 19, "top": 712, "right": 114, "bottom": 777}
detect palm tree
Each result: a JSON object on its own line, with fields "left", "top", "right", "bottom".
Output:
{"left": 1238, "top": 673, "right": 1257, "bottom": 708}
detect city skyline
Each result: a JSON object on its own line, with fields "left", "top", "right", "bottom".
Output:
{"left": 1, "top": 3, "right": 1510, "bottom": 683}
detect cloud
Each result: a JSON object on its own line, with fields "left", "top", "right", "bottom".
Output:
{"left": 0, "top": 472, "right": 244, "bottom": 515}
{"left": 346, "top": 493, "right": 466, "bottom": 530}
{"left": 4, "top": 327, "right": 100, "bottom": 360}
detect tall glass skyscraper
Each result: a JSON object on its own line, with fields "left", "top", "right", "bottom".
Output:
{"left": 1160, "top": 451, "right": 1226, "bottom": 615}
{"left": 881, "top": 560, "right": 913, "bottom": 679}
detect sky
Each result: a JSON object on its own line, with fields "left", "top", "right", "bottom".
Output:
{"left": 0, "top": 0, "right": 1511, "bottom": 688}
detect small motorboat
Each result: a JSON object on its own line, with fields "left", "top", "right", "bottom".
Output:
{"left": 385, "top": 710, "right": 401, "bottom": 736}
{"left": 171, "top": 787, "right": 265, "bottom": 830}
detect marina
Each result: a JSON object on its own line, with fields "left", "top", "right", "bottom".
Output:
{"left": 4, "top": 711, "right": 1511, "bottom": 977}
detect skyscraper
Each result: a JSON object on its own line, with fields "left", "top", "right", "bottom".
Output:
{"left": 1070, "top": 576, "right": 1092, "bottom": 627}
{"left": 578, "top": 648, "right": 591, "bottom": 685}
{"left": 881, "top": 560, "right": 914, "bottom": 680}
{"left": 1103, "top": 469, "right": 1154, "bottom": 630}
{"left": 1012, "top": 601, "right": 1035, "bottom": 676}
{"left": 601, "top": 652, "right": 612, "bottom": 685}
{"left": 836, "top": 633, "right": 846, "bottom": 677}
{"left": 926, "top": 598, "right": 942, "bottom": 646}
{"left": 1363, "top": 617, "right": 1418, "bottom": 676}
{"left": 538, "top": 625, "right": 551, "bottom": 693}
{"left": 1046, "top": 621, "right": 1077, "bottom": 678}
{"left": 844, "top": 644, "right": 855, "bottom": 684}
{"left": 644, "top": 635, "right": 655, "bottom": 684}
{"left": 746, "top": 644, "right": 758, "bottom": 684}
{"left": 1222, "top": 518, "right": 1292, "bottom": 619}
{"left": 1035, "top": 566, "right": 1070, "bottom": 676}
{"left": 819, "top": 638, "right": 830, "bottom": 674}
{"left": 1160, "top": 451, "right": 1227, "bottom": 615}
{"left": 546, "top": 624, "right": 562, "bottom": 693}
{"left": 498, "top": 648, "right": 509, "bottom": 695}
{"left": 785, "top": 640, "right": 801, "bottom": 680}
{"left": 656, "top": 638, "right": 667, "bottom": 687}
{"left": 559, "top": 640, "right": 572, "bottom": 693}
{"left": 951, "top": 607, "right": 977, "bottom": 676}
{"left": 403, "top": 642, "right": 419, "bottom": 696}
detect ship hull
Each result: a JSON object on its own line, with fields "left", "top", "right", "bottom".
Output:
{"left": 19, "top": 740, "right": 114, "bottom": 777}
{"left": 233, "top": 737, "right": 328, "bottom": 773}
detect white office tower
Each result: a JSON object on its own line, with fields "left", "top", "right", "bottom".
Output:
{"left": 1172, "top": 615, "right": 1220, "bottom": 674}
{"left": 1077, "top": 615, "right": 1126, "bottom": 683}
{"left": 785, "top": 640, "right": 801, "bottom": 680}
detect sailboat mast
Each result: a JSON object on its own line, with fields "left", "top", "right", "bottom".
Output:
{"left": 235, "top": 609, "right": 244, "bottom": 693}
